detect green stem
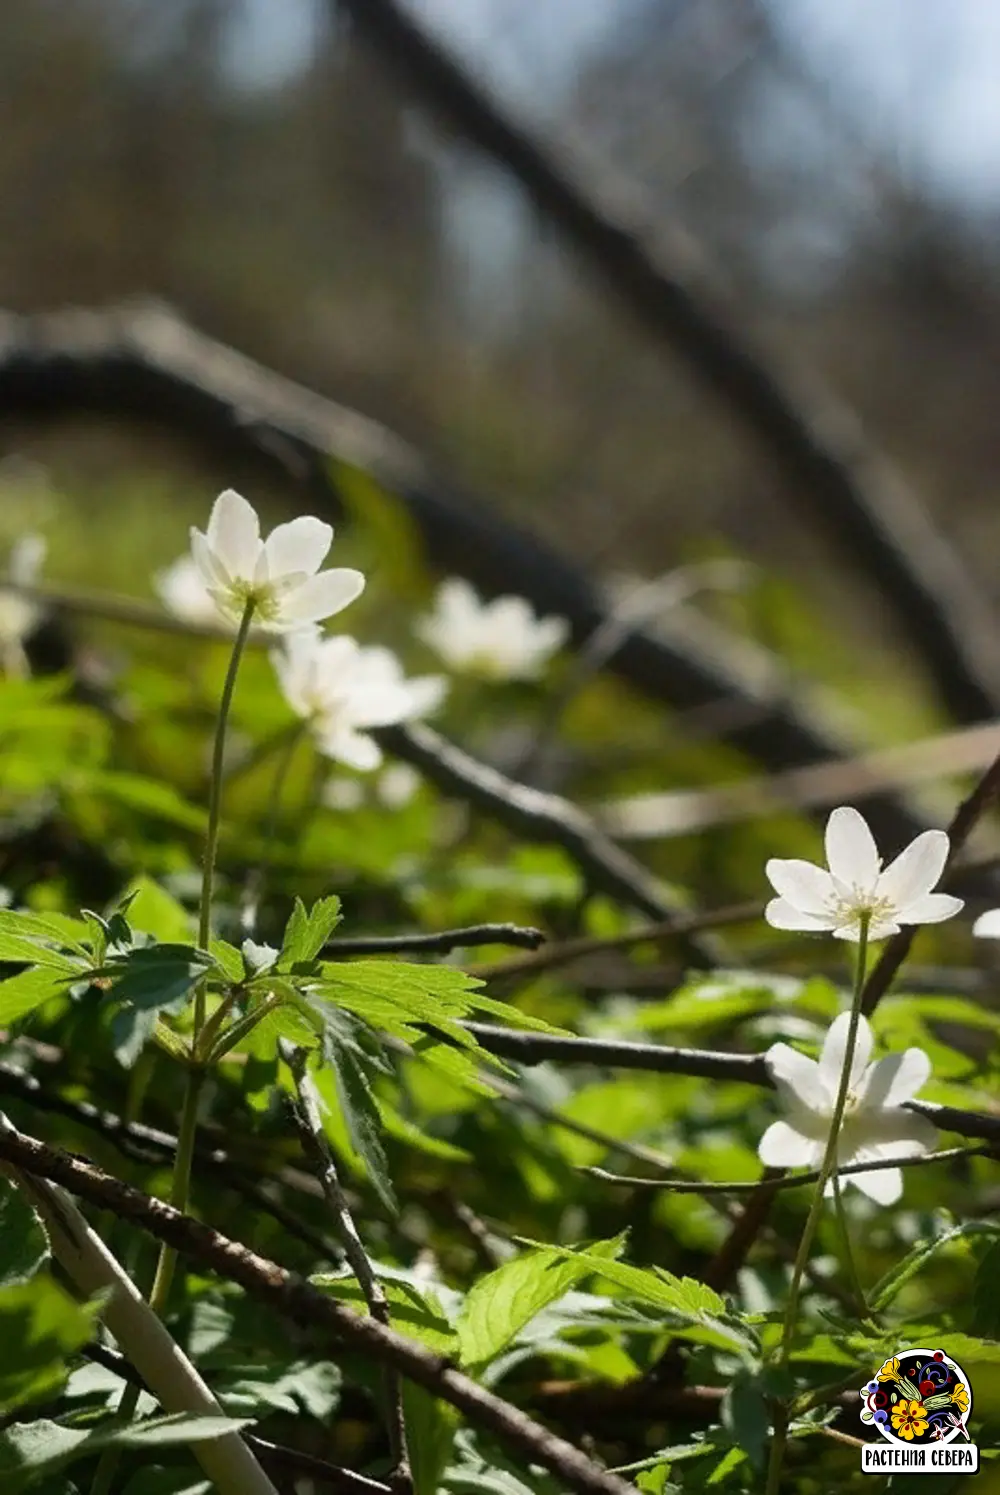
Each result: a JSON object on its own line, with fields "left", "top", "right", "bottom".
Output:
{"left": 832, "top": 1172, "right": 874, "bottom": 1325}
{"left": 90, "top": 602, "right": 255, "bottom": 1495}
{"left": 764, "top": 914, "right": 870, "bottom": 1495}
{"left": 196, "top": 600, "right": 256, "bottom": 1012}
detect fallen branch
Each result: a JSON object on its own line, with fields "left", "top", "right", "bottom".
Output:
{"left": 0, "top": 1123, "right": 635, "bottom": 1495}
{"left": 335, "top": 0, "right": 1000, "bottom": 728}
{"left": 0, "top": 302, "right": 923, "bottom": 849}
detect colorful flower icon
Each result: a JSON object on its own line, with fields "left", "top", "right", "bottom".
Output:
{"left": 891, "top": 1400, "right": 929, "bottom": 1441}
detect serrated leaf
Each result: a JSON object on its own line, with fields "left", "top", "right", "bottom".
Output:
{"left": 871, "top": 1221, "right": 1000, "bottom": 1311}
{"left": 281, "top": 896, "right": 342, "bottom": 966}
{"left": 534, "top": 1245, "right": 757, "bottom": 1355}
{"left": 0, "top": 910, "right": 86, "bottom": 970}
{"left": 457, "top": 1236, "right": 625, "bottom": 1370}
{"left": 0, "top": 1412, "right": 251, "bottom": 1488}
{"left": 0, "top": 1180, "right": 48, "bottom": 1287}
{"left": 103, "top": 944, "right": 213, "bottom": 1014}
{"left": 324, "top": 1043, "right": 396, "bottom": 1214}
{"left": 312, "top": 1273, "right": 456, "bottom": 1355}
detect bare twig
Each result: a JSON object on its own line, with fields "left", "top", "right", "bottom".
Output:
{"left": 0, "top": 1118, "right": 279, "bottom": 1495}
{"left": 335, "top": 0, "right": 1000, "bottom": 727}
{"left": 471, "top": 900, "right": 760, "bottom": 984}
{"left": 0, "top": 1123, "right": 635, "bottom": 1495}
{"left": 862, "top": 745, "right": 1000, "bottom": 1016}
{"left": 585, "top": 1145, "right": 989, "bottom": 1193}
{"left": 284, "top": 1046, "right": 412, "bottom": 1495}
{"left": 326, "top": 922, "right": 545, "bottom": 957}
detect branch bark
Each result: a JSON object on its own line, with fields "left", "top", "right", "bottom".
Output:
{"left": 334, "top": 0, "right": 1000, "bottom": 729}
{"left": 0, "top": 1123, "right": 636, "bottom": 1495}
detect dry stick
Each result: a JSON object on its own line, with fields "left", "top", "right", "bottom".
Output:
{"left": 471, "top": 901, "right": 759, "bottom": 984}
{"left": 285, "top": 1046, "right": 412, "bottom": 1495}
{"left": 585, "top": 1145, "right": 988, "bottom": 1193}
{"left": 0, "top": 1059, "right": 340, "bottom": 1261}
{"left": 326, "top": 922, "right": 546, "bottom": 957}
{"left": 0, "top": 1131, "right": 279, "bottom": 1495}
{"left": 335, "top": 0, "right": 1000, "bottom": 730}
{"left": 0, "top": 302, "right": 923, "bottom": 850}
{"left": 862, "top": 744, "right": 1000, "bottom": 1016}
{"left": 0, "top": 1124, "right": 634, "bottom": 1495}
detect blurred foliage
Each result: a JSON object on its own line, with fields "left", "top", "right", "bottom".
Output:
{"left": 0, "top": 468, "right": 996, "bottom": 1493}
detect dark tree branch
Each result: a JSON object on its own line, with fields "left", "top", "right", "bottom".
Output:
{"left": 0, "top": 1125, "right": 635, "bottom": 1495}
{"left": 325, "top": 922, "right": 545, "bottom": 956}
{"left": 334, "top": 0, "right": 1000, "bottom": 728}
{"left": 862, "top": 744, "right": 1000, "bottom": 1015}
{"left": 0, "top": 303, "right": 922, "bottom": 849}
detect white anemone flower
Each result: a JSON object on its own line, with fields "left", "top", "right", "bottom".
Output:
{"left": 765, "top": 806, "right": 962, "bottom": 942}
{"left": 972, "top": 909, "right": 1000, "bottom": 939}
{"left": 273, "top": 631, "right": 447, "bottom": 771}
{"left": 759, "top": 1012, "right": 937, "bottom": 1204}
{"left": 155, "top": 554, "right": 246, "bottom": 629}
{"left": 0, "top": 534, "right": 46, "bottom": 671}
{"left": 190, "top": 489, "right": 365, "bottom": 633}
{"left": 416, "top": 577, "right": 568, "bottom": 681}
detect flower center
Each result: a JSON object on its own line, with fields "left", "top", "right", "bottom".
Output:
{"left": 827, "top": 883, "right": 894, "bottom": 929}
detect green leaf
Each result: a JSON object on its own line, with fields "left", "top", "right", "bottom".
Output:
{"left": 534, "top": 1245, "right": 757, "bottom": 1356}
{"left": 103, "top": 944, "right": 213, "bottom": 1014}
{"left": 0, "top": 1276, "right": 98, "bottom": 1414}
{"left": 323, "top": 1043, "right": 397, "bottom": 1214}
{"left": 0, "top": 1413, "right": 251, "bottom": 1489}
{"left": 405, "top": 1384, "right": 460, "bottom": 1495}
{"left": 975, "top": 1242, "right": 1000, "bottom": 1339}
{"left": 280, "top": 896, "right": 343, "bottom": 966}
{"left": 871, "top": 1221, "right": 1000, "bottom": 1311}
{"left": 311, "top": 1272, "right": 456, "bottom": 1356}
{"left": 209, "top": 939, "right": 245, "bottom": 983}
{"left": 0, "top": 910, "right": 87, "bottom": 970}
{"left": 720, "top": 1368, "right": 770, "bottom": 1467}
{"left": 0, "top": 1180, "right": 49, "bottom": 1287}
{"left": 0, "top": 967, "right": 69, "bottom": 1026}
{"left": 457, "top": 1236, "right": 625, "bottom": 1370}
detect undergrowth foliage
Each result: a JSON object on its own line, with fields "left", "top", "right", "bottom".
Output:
{"left": 0, "top": 488, "right": 999, "bottom": 1495}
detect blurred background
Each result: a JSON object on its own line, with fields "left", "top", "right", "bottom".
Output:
{"left": 3, "top": 0, "right": 1000, "bottom": 751}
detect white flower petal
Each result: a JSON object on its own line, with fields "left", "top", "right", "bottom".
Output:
{"left": 764, "top": 897, "right": 833, "bottom": 932}
{"left": 9, "top": 535, "right": 45, "bottom": 586}
{"left": 758, "top": 1120, "right": 824, "bottom": 1169}
{"left": 765, "top": 1041, "right": 824, "bottom": 1110}
{"left": 206, "top": 490, "right": 261, "bottom": 579}
{"left": 896, "top": 892, "right": 963, "bottom": 926}
{"left": 261, "top": 516, "right": 333, "bottom": 579}
{"left": 318, "top": 725, "right": 382, "bottom": 771}
{"left": 819, "top": 1012, "right": 873, "bottom": 1098}
{"left": 857, "top": 1048, "right": 931, "bottom": 1110}
{"left": 824, "top": 806, "right": 880, "bottom": 891}
{"left": 190, "top": 528, "right": 230, "bottom": 590}
{"left": 974, "top": 908, "right": 1000, "bottom": 939}
{"left": 877, "top": 829, "right": 950, "bottom": 911}
{"left": 765, "top": 858, "right": 837, "bottom": 916}
{"left": 847, "top": 1162, "right": 903, "bottom": 1205}
{"left": 277, "top": 569, "right": 366, "bottom": 627}
{"left": 851, "top": 1107, "right": 938, "bottom": 1156}
{"left": 832, "top": 915, "right": 900, "bottom": 942}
